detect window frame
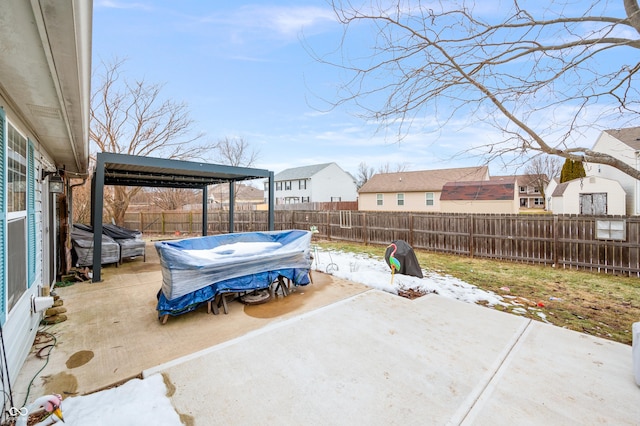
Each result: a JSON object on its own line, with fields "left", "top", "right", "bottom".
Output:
{"left": 397, "top": 193, "right": 405, "bottom": 206}
{"left": 4, "top": 119, "right": 32, "bottom": 317}
{"left": 425, "top": 192, "right": 434, "bottom": 206}
{"left": 7, "top": 122, "right": 27, "bottom": 216}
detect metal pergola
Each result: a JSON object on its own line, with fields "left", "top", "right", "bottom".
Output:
{"left": 90, "top": 152, "right": 275, "bottom": 282}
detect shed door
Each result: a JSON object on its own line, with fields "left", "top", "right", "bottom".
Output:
{"left": 580, "top": 193, "right": 607, "bottom": 215}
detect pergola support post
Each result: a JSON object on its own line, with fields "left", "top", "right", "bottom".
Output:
{"left": 228, "top": 181, "right": 235, "bottom": 233}
{"left": 202, "top": 185, "right": 208, "bottom": 236}
{"left": 268, "top": 171, "right": 275, "bottom": 231}
{"left": 91, "top": 155, "right": 105, "bottom": 282}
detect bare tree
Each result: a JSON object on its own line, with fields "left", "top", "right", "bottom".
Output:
{"left": 71, "top": 177, "right": 92, "bottom": 224}
{"left": 377, "top": 162, "right": 408, "bottom": 174}
{"left": 321, "top": 1, "right": 640, "bottom": 179}
{"left": 211, "top": 137, "right": 261, "bottom": 208}
{"left": 524, "top": 155, "right": 563, "bottom": 197}
{"left": 90, "top": 58, "right": 207, "bottom": 225}
{"left": 356, "top": 161, "right": 375, "bottom": 188}
{"left": 152, "top": 188, "right": 199, "bottom": 211}
{"left": 213, "top": 137, "right": 259, "bottom": 167}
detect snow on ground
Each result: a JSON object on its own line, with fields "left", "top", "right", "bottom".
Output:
{"left": 312, "top": 248, "right": 505, "bottom": 306}
{"left": 57, "top": 374, "right": 180, "bottom": 426}
{"left": 36, "top": 248, "right": 524, "bottom": 425}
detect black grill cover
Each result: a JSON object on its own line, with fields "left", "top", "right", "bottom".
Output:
{"left": 384, "top": 240, "right": 423, "bottom": 278}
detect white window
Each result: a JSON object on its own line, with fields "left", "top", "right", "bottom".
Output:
{"left": 299, "top": 180, "right": 306, "bottom": 190}
{"left": 7, "top": 122, "right": 28, "bottom": 313}
{"left": 331, "top": 197, "right": 341, "bottom": 202}
{"left": 534, "top": 198, "right": 544, "bottom": 206}
{"left": 425, "top": 192, "right": 434, "bottom": 206}
{"left": 8, "top": 123, "right": 27, "bottom": 213}
{"left": 596, "top": 219, "right": 625, "bottom": 241}
{"left": 285, "top": 181, "right": 291, "bottom": 190}
{"left": 397, "top": 193, "right": 404, "bottom": 206}
{"left": 376, "top": 194, "right": 383, "bottom": 206}
{"left": 276, "top": 182, "right": 282, "bottom": 190}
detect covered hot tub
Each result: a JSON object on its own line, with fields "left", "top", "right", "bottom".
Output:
{"left": 155, "top": 230, "right": 312, "bottom": 320}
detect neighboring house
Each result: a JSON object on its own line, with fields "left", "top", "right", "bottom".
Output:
{"left": 358, "top": 166, "right": 489, "bottom": 211}
{"left": 589, "top": 127, "right": 640, "bottom": 215}
{"left": 493, "top": 174, "right": 547, "bottom": 211}
{"left": 440, "top": 178, "right": 519, "bottom": 214}
{"left": 550, "top": 176, "right": 626, "bottom": 215}
{"left": 268, "top": 163, "right": 357, "bottom": 205}
{"left": 1, "top": 2, "right": 91, "bottom": 393}
{"left": 208, "top": 183, "right": 265, "bottom": 210}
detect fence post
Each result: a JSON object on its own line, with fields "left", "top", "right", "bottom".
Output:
{"left": 362, "top": 211, "right": 367, "bottom": 245}
{"left": 553, "top": 215, "right": 559, "bottom": 267}
{"left": 409, "top": 214, "right": 414, "bottom": 246}
{"left": 326, "top": 211, "right": 331, "bottom": 241}
{"left": 161, "top": 212, "right": 165, "bottom": 234}
{"left": 469, "top": 214, "right": 474, "bottom": 258}
{"left": 139, "top": 212, "right": 143, "bottom": 232}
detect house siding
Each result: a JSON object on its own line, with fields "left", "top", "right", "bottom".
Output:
{"left": 441, "top": 199, "right": 518, "bottom": 214}
{"left": 1, "top": 104, "right": 50, "bottom": 391}
{"left": 359, "top": 191, "right": 442, "bottom": 211}
{"left": 590, "top": 130, "right": 640, "bottom": 215}
{"left": 272, "top": 163, "right": 357, "bottom": 204}
{"left": 358, "top": 166, "right": 492, "bottom": 212}
{"left": 309, "top": 163, "right": 357, "bottom": 202}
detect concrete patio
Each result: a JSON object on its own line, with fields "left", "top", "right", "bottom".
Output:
{"left": 13, "top": 242, "right": 369, "bottom": 398}
{"left": 14, "top": 241, "right": 640, "bottom": 425}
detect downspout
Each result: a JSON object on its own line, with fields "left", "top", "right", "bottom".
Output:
{"left": 68, "top": 174, "right": 89, "bottom": 229}
{"left": 52, "top": 175, "right": 88, "bottom": 292}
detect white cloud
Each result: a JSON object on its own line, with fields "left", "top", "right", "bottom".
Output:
{"left": 95, "top": 0, "right": 152, "bottom": 10}
{"left": 196, "top": 5, "right": 336, "bottom": 43}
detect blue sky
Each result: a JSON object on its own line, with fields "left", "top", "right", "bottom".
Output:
{"left": 91, "top": 1, "right": 632, "bottom": 178}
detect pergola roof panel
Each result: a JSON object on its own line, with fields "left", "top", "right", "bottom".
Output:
{"left": 100, "top": 152, "right": 270, "bottom": 187}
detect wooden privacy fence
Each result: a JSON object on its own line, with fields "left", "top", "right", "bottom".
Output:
{"left": 123, "top": 210, "right": 640, "bottom": 277}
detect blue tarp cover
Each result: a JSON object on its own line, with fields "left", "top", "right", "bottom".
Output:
{"left": 155, "top": 230, "right": 312, "bottom": 317}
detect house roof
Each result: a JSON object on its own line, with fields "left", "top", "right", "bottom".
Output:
{"left": 209, "top": 183, "right": 265, "bottom": 201}
{"left": 492, "top": 174, "right": 548, "bottom": 187}
{"left": 440, "top": 180, "right": 515, "bottom": 201}
{"left": 551, "top": 181, "right": 570, "bottom": 197}
{"left": 603, "top": 126, "right": 640, "bottom": 150}
{"left": 274, "top": 163, "right": 335, "bottom": 181}
{"left": 358, "top": 166, "right": 489, "bottom": 193}
{"left": 489, "top": 175, "right": 518, "bottom": 184}
{"left": 551, "top": 176, "right": 621, "bottom": 197}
